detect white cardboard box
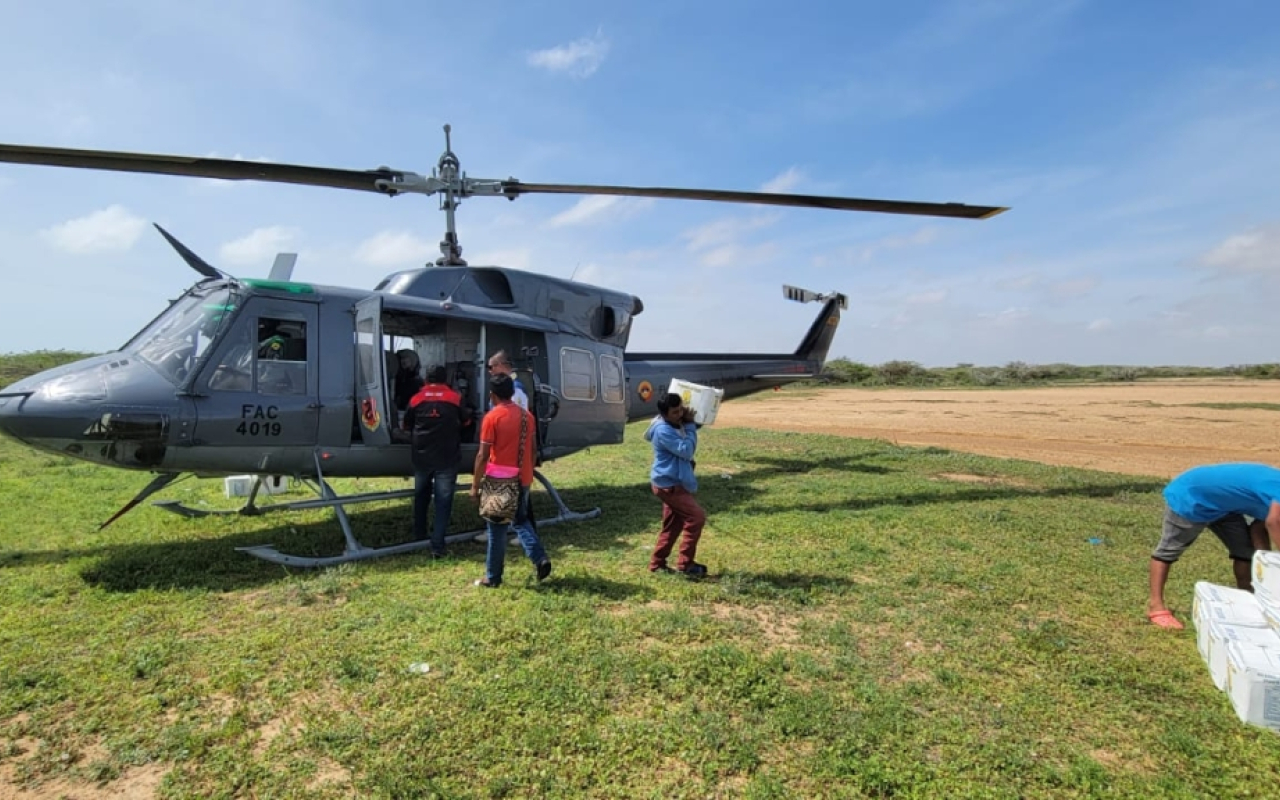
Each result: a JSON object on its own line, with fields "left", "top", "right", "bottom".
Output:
{"left": 1193, "top": 581, "right": 1256, "bottom": 626}
{"left": 668, "top": 378, "right": 724, "bottom": 426}
{"left": 1206, "top": 622, "right": 1280, "bottom": 690}
{"left": 1254, "top": 584, "right": 1280, "bottom": 631}
{"left": 1225, "top": 641, "right": 1280, "bottom": 732}
{"left": 1255, "top": 551, "right": 1280, "bottom": 599}
{"left": 1193, "top": 585, "right": 1267, "bottom": 663}
{"left": 224, "top": 475, "right": 289, "bottom": 498}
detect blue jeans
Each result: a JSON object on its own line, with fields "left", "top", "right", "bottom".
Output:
{"left": 413, "top": 469, "right": 458, "bottom": 554}
{"left": 484, "top": 486, "right": 548, "bottom": 585}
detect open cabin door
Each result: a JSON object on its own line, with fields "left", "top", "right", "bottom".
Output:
{"left": 354, "top": 296, "right": 391, "bottom": 446}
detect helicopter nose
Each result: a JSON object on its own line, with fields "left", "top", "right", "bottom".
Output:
{"left": 0, "top": 364, "right": 109, "bottom": 447}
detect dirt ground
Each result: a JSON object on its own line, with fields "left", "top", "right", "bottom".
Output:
{"left": 715, "top": 379, "right": 1280, "bottom": 478}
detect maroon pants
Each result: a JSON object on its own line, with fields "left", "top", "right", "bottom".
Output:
{"left": 650, "top": 484, "right": 705, "bottom": 570}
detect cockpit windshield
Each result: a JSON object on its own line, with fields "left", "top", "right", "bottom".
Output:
{"left": 125, "top": 285, "right": 240, "bottom": 386}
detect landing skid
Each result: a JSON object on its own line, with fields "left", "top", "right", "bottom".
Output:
{"left": 152, "top": 453, "right": 601, "bottom": 568}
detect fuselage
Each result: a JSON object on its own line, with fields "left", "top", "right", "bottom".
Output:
{"left": 0, "top": 266, "right": 837, "bottom": 480}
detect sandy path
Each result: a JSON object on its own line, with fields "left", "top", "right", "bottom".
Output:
{"left": 714, "top": 380, "right": 1280, "bottom": 478}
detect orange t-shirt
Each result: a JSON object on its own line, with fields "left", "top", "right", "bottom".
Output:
{"left": 480, "top": 401, "right": 536, "bottom": 486}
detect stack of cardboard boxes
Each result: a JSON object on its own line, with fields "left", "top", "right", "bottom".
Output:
{"left": 1195, "top": 552, "right": 1280, "bottom": 731}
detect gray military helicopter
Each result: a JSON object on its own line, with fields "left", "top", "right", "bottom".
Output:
{"left": 0, "top": 127, "right": 1006, "bottom": 566}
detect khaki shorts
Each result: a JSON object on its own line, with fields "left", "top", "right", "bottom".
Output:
{"left": 1152, "top": 506, "right": 1253, "bottom": 563}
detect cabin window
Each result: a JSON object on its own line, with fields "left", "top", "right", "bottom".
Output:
{"left": 560, "top": 347, "right": 597, "bottom": 401}
{"left": 600, "top": 354, "right": 624, "bottom": 404}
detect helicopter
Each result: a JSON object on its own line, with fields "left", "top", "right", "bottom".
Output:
{"left": 0, "top": 126, "right": 1007, "bottom": 567}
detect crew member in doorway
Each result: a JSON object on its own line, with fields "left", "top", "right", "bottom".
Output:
{"left": 486, "top": 350, "right": 528, "bottom": 410}
{"left": 394, "top": 349, "right": 424, "bottom": 411}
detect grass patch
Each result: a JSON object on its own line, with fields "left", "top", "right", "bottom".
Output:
{"left": 2, "top": 423, "right": 1279, "bottom": 797}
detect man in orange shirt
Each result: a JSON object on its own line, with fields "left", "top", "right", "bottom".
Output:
{"left": 470, "top": 373, "right": 552, "bottom": 587}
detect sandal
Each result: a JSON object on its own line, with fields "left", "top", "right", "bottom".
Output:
{"left": 1147, "top": 609, "right": 1184, "bottom": 630}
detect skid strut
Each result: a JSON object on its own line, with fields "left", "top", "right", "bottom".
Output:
{"left": 152, "top": 452, "right": 601, "bottom": 567}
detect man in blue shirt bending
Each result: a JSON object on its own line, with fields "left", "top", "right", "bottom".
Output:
{"left": 1148, "top": 463, "right": 1280, "bottom": 629}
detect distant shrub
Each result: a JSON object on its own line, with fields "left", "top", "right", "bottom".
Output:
{"left": 0, "top": 350, "right": 96, "bottom": 387}
{"left": 1101, "top": 367, "right": 1139, "bottom": 382}
{"left": 878, "top": 360, "right": 929, "bottom": 385}
{"left": 806, "top": 359, "right": 1278, "bottom": 388}
{"left": 821, "top": 357, "right": 876, "bottom": 385}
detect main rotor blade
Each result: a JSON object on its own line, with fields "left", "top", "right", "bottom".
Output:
{"left": 503, "top": 182, "right": 1007, "bottom": 220}
{"left": 0, "top": 143, "right": 402, "bottom": 194}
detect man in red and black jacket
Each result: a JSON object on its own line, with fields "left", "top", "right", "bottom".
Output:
{"left": 403, "top": 365, "right": 472, "bottom": 557}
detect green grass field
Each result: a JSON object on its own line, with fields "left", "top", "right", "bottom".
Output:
{"left": 2, "top": 399, "right": 1280, "bottom": 797}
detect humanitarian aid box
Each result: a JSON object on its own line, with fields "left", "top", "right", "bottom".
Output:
{"left": 1205, "top": 622, "right": 1280, "bottom": 690}
{"left": 1224, "top": 641, "right": 1280, "bottom": 732}
{"left": 1193, "top": 582, "right": 1268, "bottom": 662}
{"left": 224, "top": 475, "right": 289, "bottom": 498}
{"left": 667, "top": 378, "right": 724, "bottom": 426}
{"left": 1255, "top": 551, "right": 1280, "bottom": 599}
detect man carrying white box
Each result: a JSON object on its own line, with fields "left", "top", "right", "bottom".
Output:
{"left": 1148, "top": 463, "right": 1280, "bottom": 629}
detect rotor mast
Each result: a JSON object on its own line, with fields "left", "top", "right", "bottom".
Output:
{"left": 434, "top": 125, "right": 465, "bottom": 266}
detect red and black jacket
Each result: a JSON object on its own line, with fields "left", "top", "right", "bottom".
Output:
{"left": 402, "top": 383, "right": 470, "bottom": 471}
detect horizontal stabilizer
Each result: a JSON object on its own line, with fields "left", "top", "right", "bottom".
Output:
{"left": 783, "top": 285, "right": 848, "bottom": 309}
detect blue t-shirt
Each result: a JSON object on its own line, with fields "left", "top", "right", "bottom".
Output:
{"left": 1164, "top": 463, "right": 1280, "bottom": 522}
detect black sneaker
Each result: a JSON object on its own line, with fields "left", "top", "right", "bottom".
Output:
{"left": 536, "top": 560, "right": 552, "bottom": 582}
{"left": 473, "top": 578, "right": 499, "bottom": 589}
{"left": 678, "top": 563, "right": 708, "bottom": 578}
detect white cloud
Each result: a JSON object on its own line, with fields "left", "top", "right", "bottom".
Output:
{"left": 979, "top": 307, "right": 1031, "bottom": 328}
{"left": 697, "top": 242, "right": 780, "bottom": 268}
{"left": 760, "top": 168, "right": 804, "bottom": 194}
{"left": 906, "top": 289, "right": 948, "bottom": 305}
{"left": 547, "top": 196, "right": 653, "bottom": 228}
{"left": 219, "top": 226, "right": 299, "bottom": 266}
{"left": 1201, "top": 223, "right": 1280, "bottom": 273}
{"left": 814, "top": 225, "right": 941, "bottom": 267}
{"left": 39, "top": 205, "right": 146, "bottom": 254}
{"left": 1087, "top": 318, "right": 1112, "bottom": 332}
{"left": 354, "top": 230, "right": 434, "bottom": 267}
{"left": 683, "top": 213, "right": 780, "bottom": 251}
{"left": 550, "top": 196, "right": 618, "bottom": 227}
{"left": 527, "top": 30, "right": 610, "bottom": 78}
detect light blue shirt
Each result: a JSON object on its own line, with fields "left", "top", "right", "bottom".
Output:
{"left": 1164, "top": 463, "right": 1280, "bottom": 522}
{"left": 644, "top": 415, "right": 698, "bottom": 493}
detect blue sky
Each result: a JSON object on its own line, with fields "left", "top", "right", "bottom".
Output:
{"left": 1, "top": 0, "right": 1278, "bottom": 366}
